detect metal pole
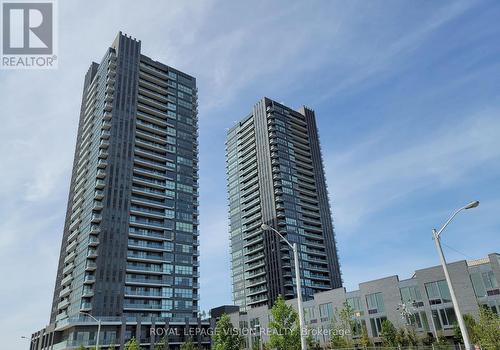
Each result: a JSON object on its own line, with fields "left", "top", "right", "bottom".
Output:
{"left": 433, "top": 229, "right": 471, "bottom": 350}
{"left": 247, "top": 321, "right": 252, "bottom": 350}
{"left": 293, "top": 243, "right": 307, "bottom": 350}
{"left": 96, "top": 319, "right": 101, "bottom": 350}
{"left": 261, "top": 224, "right": 307, "bottom": 350}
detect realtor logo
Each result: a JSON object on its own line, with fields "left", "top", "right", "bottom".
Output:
{"left": 1, "top": 0, "right": 58, "bottom": 69}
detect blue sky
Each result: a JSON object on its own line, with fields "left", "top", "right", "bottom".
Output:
{"left": 1, "top": 1, "right": 499, "bottom": 349}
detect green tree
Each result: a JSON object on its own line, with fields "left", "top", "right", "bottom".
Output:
{"left": 107, "top": 343, "right": 116, "bottom": 350}
{"left": 76, "top": 346, "right": 87, "bottom": 350}
{"left": 268, "top": 295, "right": 301, "bottom": 350}
{"left": 125, "top": 337, "right": 141, "bottom": 350}
{"left": 330, "top": 302, "right": 356, "bottom": 349}
{"left": 330, "top": 314, "right": 348, "bottom": 348}
{"left": 406, "top": 327, "right": 418, "bottom": 346}
{"left": 380, "top": 319, "right": 397, "bottom": 346}
{"left": 358, "top": 323, "right": 372, "bottom": 348}
{"left": 394, "top": 327, "right": 418, "bottom": 347}
{"left": 473, "top": 306, "right": 500, "bottom": 350}
{"left": 434, "top": 331, "right": 450, "bottom": 350}
{"left": 154, "top": 335, "right": 169, "bottom": 350}
{"left": 252, "top": 338, "right": 262, "bottom": 350}
{"left": 453, "top": 314, "right": 477, "bottom": 345}
{"left": 420, "top": 332, "right": 435, "bottom": 346}
{"left": 213, "top": 313, "right": 244, "bottom": 350}
{"left": 180, "top": 337, "right": 197, "bottom": 350}
{"left": 306, "top": 334, "right": 321, "bottom": 350}
{"left": 395, "top": 328, "right": 409, "bottom": 346}
{"left": 338, "top": 301, "right": 355, "bottom": 344}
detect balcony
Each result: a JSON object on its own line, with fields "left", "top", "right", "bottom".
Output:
{"left": 89, "top": 225, "right": 101, "bottom": 235}
{"left": 137, "top": 102, "right": 169, "bottom": 120}
{"left": 98, "top": 150, "right": 108, "bottom": 159}
{"left": 128, "top": 228, "right": 166, "bottom": 240}
{"left": 132, "top": 175, "right": 165, "bottom": 188}
{"left": 64, "top": 251, "right": 76, "bottom": 264}
{"left": 126, "top": 264, "right": 163, "bottom": 274}
{"left": 96, "top": 170, "right": 106, "bottom": 179}
{"left": 99, "top": 140, "right": 110, "bottom": 152}
{"left": 87, "top": 249, "right": 98, "bottom": 259}
{"left": 138, "top": 79, "right": 169, "bottom": 96}
{"left": 85, "top": 261, "right": 97, "bottom": 271}
{"left": 135, "top": 129, "right": 167, "bottom": 146}
{"left": 62, "top": 263, "right": 75, "bottom": 275}
{"left": 140, "top": 63, "right": 169, "bottom": 79}
{"left": 57, "top": 299, "right": 70, "bottom": 310}
{"left": 82, "top": 288, "right": 94, "bottom": 297}
{"left": 131, "top": 185, "right": 165, "bottom": 198}
{"left": 123, "top": 303, "right": 162, "bottom": 310}
{"left": 102, "top": 121, "right": 111, "bottom": 130}
{"left": 80, "top": 302, "right": 92, "bottom": 311}
{"left": 95, "top": 179, "right": 105, "bottom": 189}
{"left": 133, "top": 160, "right": 168, "bottom": 176}
{"left": 139, "top": 70, "right": 168, "bottom": 88}
{"left": 97, "top": 159, "right": 107, "bottom": 169}
{"left": 83, "top": 275, "right": 96, "bottom": 284}
{"left": 88, "top": 237, "right": 99, "bottom": 247}
{"left": 91, "top": 214, "right": 102, "bottom": 223}
{"left": 125, "top": 276, "right": 167, "bottom": 286}
{"left": 133, "top": 166, "right": 166, "bottom": 179}
{"left": 92, "top": 202, "right": 103, "bottom": 212}
{"left": 94, "top": 190, "right": 104, "bottom": 200}
{"left": 61, "top": 274, "right": 73, "bottom": 287}
{"left": 138, "top": 94, "right": 167, "bottom": 112}
{"left": 101, "top": 130, "right": 110, "bottom": 139}
{"left": 69, "top": 218, "right": 81, "bottom": 231}
{"left": 128, "top": 239, "right": 167, "bottom": 251}
{"left": 65, "top": 239, "right": 77, "bottom": 253}
{"left": 124, "top": 289, "right": 162, "bottom": 297}
{"left": 59, "top": 286, "right": 71, "bottom": 298}
{"left": 127, "top": 251, "right": 167, "bottom": 263}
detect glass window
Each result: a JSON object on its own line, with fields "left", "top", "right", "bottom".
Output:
{"left": 425, "top": 282, "right": 440, "bottom": 300}
{"left": 319, "top": 303, "right": 333, "bottom": 320}
{"left": 366, "top": 292, "right": 385, "bottom": 313}
{"left": 471, "top": 272, "right": 487, "bottom": 297}
{"left": 431, "top": 310, "right": 442, "bottom": 330}
{"left": 400, "top": 286, "right": 422, "bottom": 302}
{"left": 369, "top": 316, "right": 386, "bottom": 337}
{"left": 304, "top": 306, "right": 316, "bottom": 323}
{"left": 437, "top": 280, "right": 451, "bottom": 302}
{"left": 483, "top": 271, "right": 499, "bottom": 289}
{"left": 347, "top": 297, "right": 362, "bottom": 313}
{"left": 425, "top": 280, "right": 451, "bottom": 303}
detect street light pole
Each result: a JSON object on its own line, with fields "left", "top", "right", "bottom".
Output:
{"left": 261, "top": 223, "right": 307, "bottom": 350}
{"left": 80, "top": 311, "right": 101, "bottom": 350}
{"left": 432, "top": 200, "right": 479, "bottom": 350}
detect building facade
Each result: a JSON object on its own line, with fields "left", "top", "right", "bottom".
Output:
{"left": 224, "top": 253, "right": 500, "bottom": 348}
{"left": 226, "top": 98, "right": 342, "bottom": 312}
{"left": 31, "top": 32, "right": 204, "bottom": 349}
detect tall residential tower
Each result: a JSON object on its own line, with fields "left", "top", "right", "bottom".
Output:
{"left": 32, "top": 33, "right": 208, "bottom": 350}
{"left": 226, "top": 98, "right": 342, "bottom": 311}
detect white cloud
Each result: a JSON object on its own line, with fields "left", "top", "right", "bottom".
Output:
{"left": 326, "top": 108, "right": 500, "bottom": 236}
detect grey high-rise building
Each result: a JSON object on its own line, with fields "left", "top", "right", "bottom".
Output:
{"left": 31, "top": 33, "right": 206, "bottom": 350}
{"left": 226, "top": 97, "right": 342, "bottom": 311}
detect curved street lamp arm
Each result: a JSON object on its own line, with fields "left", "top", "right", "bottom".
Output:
{"left": 435, "top": 206, "right": 465, "bottom": 238}
{"left": 79, "top": 311, "right": 98, "bottom": 323}
{"left": 267, "top": 226, "right": 294, "bottom": 250}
